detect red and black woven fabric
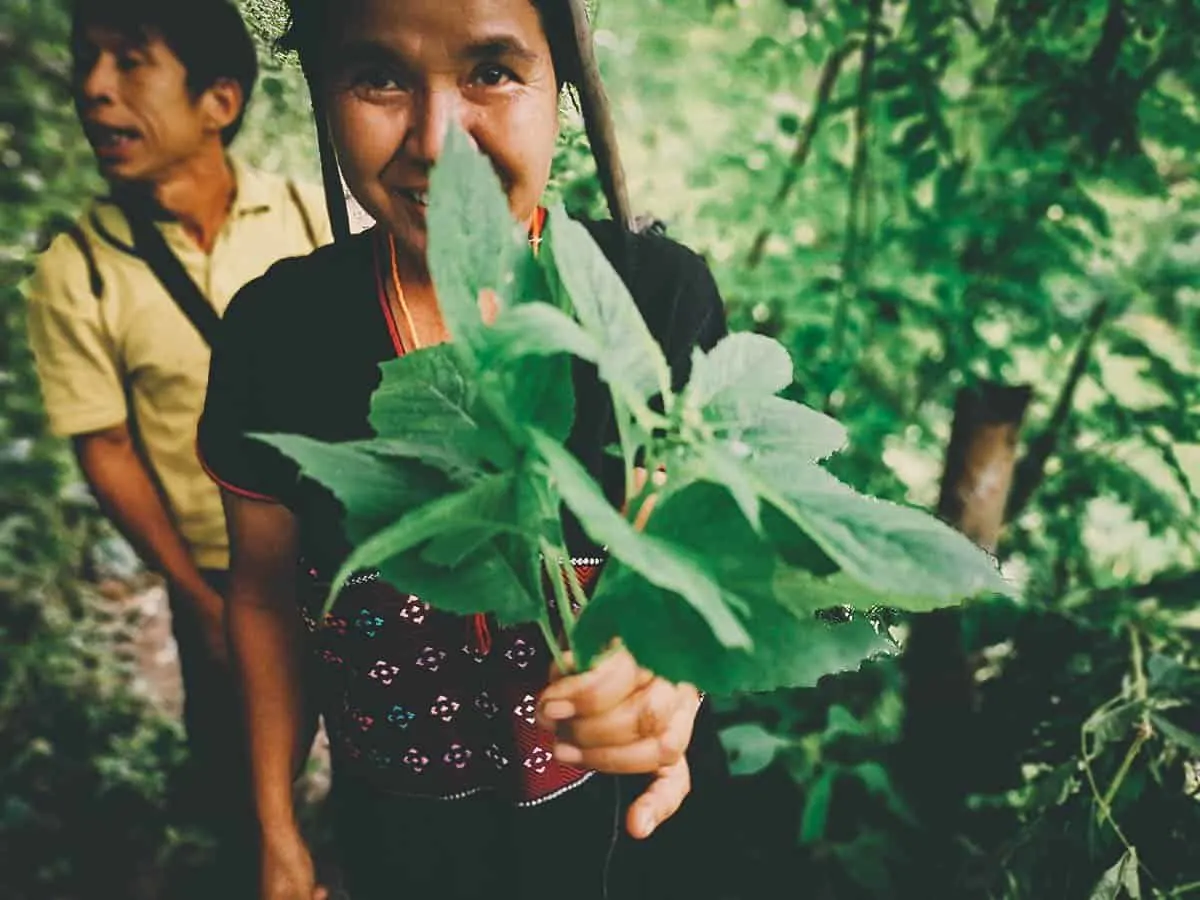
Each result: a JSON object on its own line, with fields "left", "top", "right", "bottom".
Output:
{"left": 302, "top": 558, "right": 605, "bottom": 806}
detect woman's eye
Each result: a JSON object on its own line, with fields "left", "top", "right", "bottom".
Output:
{"left": 472, "top": 64, "right": 515, "bottom": 87}
{"left": 116, "top": 53, "right": 144, "bottom": 72}
{"left": 353, "top": 69, "right": 405, "bottom": 93}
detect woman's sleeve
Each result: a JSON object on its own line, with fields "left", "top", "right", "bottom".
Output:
{"left": 196, "top": 279, "right": 296, "bottom": 504}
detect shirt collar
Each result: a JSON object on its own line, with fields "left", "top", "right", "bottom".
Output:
{"left": 227, "top": 155, "right": 273, "bottom": 218}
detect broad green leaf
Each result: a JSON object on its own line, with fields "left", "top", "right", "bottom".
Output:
{"left": 541, "top": 208, "right": 672, "bottom": 412}
{"left": 720, "top": 723, "right": 791, "bottom": 776}
{"left": 421, "top": 528, "right": 499, "bottom": 567}
{"left": 483, "top": 301, "right": 601, "bottom": 365}
{"left": 753, "top": 459, "right": 1013, "bottom": 602}
{"left": 705, "top": 395, "right": 847, "bottom": 464}
{"left": 501, "top": 354, "right": 577, "bottom": 444}
{"left": 1084, "top": 702, "right": 1142, "bottom": 753}
{"left": 250, "top": 434, "right": 448, "bottom": 543}
{"left": 573, "top": 483, "right": 895, "bottom": 692}
{"left": 369, "top": 345, "right": 513, "bottom": 475}
{"left": 799, "top": 770, "right": 835, "bottom": 843}
{"left": 1089, "top": 848, "right": 1141, "bottom": 900}
{"left": 476, "top": 303, "right": 590, "bottom": 444}
{"left": 426, "top": 124, "right": 525, "bottom": 357}
{"left": 328, "top": 472, "right": 527, "bottom": 605}
{"left": 377, "top": 541, "right": 543, "bottom": 626}
{"left": 771, "top": 566, "right": 956, "bottom": 616}
{"left": 687, "top": 333, "right": 793, "bottom": 406}
{"left": 574, "top": 567, "right": 892, "bottom": 693}
{"left": 532, "top": 430, "right": 751, "bottom": 650}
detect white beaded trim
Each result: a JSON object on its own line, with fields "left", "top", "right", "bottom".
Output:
{"left": 338, "top": 552, "right": 608, "bottom": 590}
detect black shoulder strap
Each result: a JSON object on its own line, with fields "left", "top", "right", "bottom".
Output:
{"left": 62, "top": 222, "right": 105, "bottom": 299}
{"left": 117, "top": 201, "right": 221, "bottom": 347}
{"left": 286, "top": 179, "right": 320, "bottom": 250}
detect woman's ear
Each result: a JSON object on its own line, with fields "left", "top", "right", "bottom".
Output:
{"left": 199, "top": 77, "right": 245, "bottom": 138}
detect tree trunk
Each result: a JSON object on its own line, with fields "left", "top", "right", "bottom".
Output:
{"left": 937, "top": 382, "right": 1033, "bottom": 552}
{"left": 898, "top": 380, "right": 1032, "bottom": 888}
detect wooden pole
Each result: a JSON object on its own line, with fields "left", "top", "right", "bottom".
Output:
{"left": 564, "top": 0, "right": 633, "bottom": 230}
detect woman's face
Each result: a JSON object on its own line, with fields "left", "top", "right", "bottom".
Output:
{"left": 321, "top": 0, "right": 561, "bottom": 259}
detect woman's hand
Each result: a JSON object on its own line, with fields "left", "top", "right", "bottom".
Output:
{"left": 260, "top": 826, "right": 328, "bottom": 900}
{"left": 537, "top": 646, "right": 702, "bottom": 840}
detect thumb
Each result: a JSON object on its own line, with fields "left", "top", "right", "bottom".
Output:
{"left": 313, "top": 886, "right": 330, "bottom": 900}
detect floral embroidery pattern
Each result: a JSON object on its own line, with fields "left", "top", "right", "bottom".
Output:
{"left": 323, "top": 615, "right": 349, "bottom": 636}
{"left": 398, "top": 596, "right": 429, "bottom": 626}
{"left": 415, "top": 646, "right": 447, "bottom": 673}
{"left": 514, "top": 694, "right": 537, "bottom": 725}
{"left": 505, "top": 638, "right": 536, "bottom": 669}
{"left": 324, "top": 553, "right": 607, "bottom": 802}
{"left": 355, "top": 608, "right": 385, "bottom": 638}
{"left": 430, "top": 695, "right": 461, "bottom": 723}
{"left": 461, "top": 643, "right": 488, "bottom": 664}
{"left": 473, "top": 691, "right": 500, "bottom": 719}
{"left": 443, "top": 743, "right": 472, "bottom": 770}
{"left": 523, "top": 746, "right": 553, "bottom": 775}
{"left": 387, "top": 705, "right": 416, "bottom": 729}
{"left": 318, "top": 649, "right": 344, "bottom": 667}
{"left": 401, "top": 748, "right": 429, "bottom": 774}
{"left": 485, "top": 744, "right": 510, "bottom": 770}
{"left": 368, "top": 660, "right": 401, "bottom": 686}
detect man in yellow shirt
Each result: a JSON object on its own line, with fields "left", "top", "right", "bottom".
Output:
{"left": 22, "top": 1, "right": 330, "bottom": 895}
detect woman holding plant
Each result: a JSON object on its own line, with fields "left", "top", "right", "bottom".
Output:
{"left": 197, "top": 0, "right": 732, "bottom": 896}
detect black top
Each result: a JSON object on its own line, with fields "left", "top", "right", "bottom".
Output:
{"left": 197, "top": 218, "right": 728, "bottom": 576}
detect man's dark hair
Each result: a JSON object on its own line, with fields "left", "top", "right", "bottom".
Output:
{"left": 70, "top": 0, "right": 259, "bottom": 145}
{"left": 278, "top": 0, "right": 580, "bottom": 90}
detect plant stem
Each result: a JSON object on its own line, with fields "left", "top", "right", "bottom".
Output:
{"left": 537, "top": 613, "right": 570, "bottom": 674}
{"left": 540, "top": 539, "right": 576, "bottom": 640}
{"left": 563, "top": 551, "right": 590, "bottom": 615}
{"left": 613, "top": 398, "right": 639, "bottom": 511}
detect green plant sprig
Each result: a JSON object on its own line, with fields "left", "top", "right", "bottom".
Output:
{"left": 254, "top": 124, "right": 1015, "bottom": 695}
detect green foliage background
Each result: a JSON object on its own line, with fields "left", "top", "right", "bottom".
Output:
{"left": 1, "top": 0, "right": 1197, "bottom": 897}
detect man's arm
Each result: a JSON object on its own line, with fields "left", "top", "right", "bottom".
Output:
{"left": 23, "top": 235, "right": 226, "bottom": 654}
{"left": 73, "top": 423, "right": 226, "bottom": 659}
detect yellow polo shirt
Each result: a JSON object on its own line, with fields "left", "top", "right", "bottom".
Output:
{"left": 23, "top": 157, "right": 332, "bottom": 571}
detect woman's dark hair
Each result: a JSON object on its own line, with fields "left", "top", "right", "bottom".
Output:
{"left": 70, "top": 0, "right": 259, "bottom": 145}
{"left": 278, "top": 0, "right": 581, "bottom": 88}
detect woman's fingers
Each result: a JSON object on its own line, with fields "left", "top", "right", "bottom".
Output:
{"left": 553, "top": 682, "right": 698, "bottom": 771}
{"left": 537, "top": 645, "right": 650, "bottom": 725}
{"left": 554, "top": 734, "right": 663, "bottom": 771}
{"left": 557, "top": 677, "right": 682, "bottom": 749}
{"left": 626, "top": 758, "right": 692, "bottom": 840}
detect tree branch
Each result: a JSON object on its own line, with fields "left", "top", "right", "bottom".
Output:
{"left": 828, "top": 0, "right": 882, "bottom": 373}
{"left": 744, "top": 39, "right": 861, "bottom": 269}
{"left": 1087, "top": 0, "right": 1129, "bottom": 86}
{"left": 1005, "top": 297, "right": 1112, "bottom": 522}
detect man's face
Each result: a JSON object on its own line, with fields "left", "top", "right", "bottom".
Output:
{"left": 71, "top": 25, "right": 226, "bottom": 184}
